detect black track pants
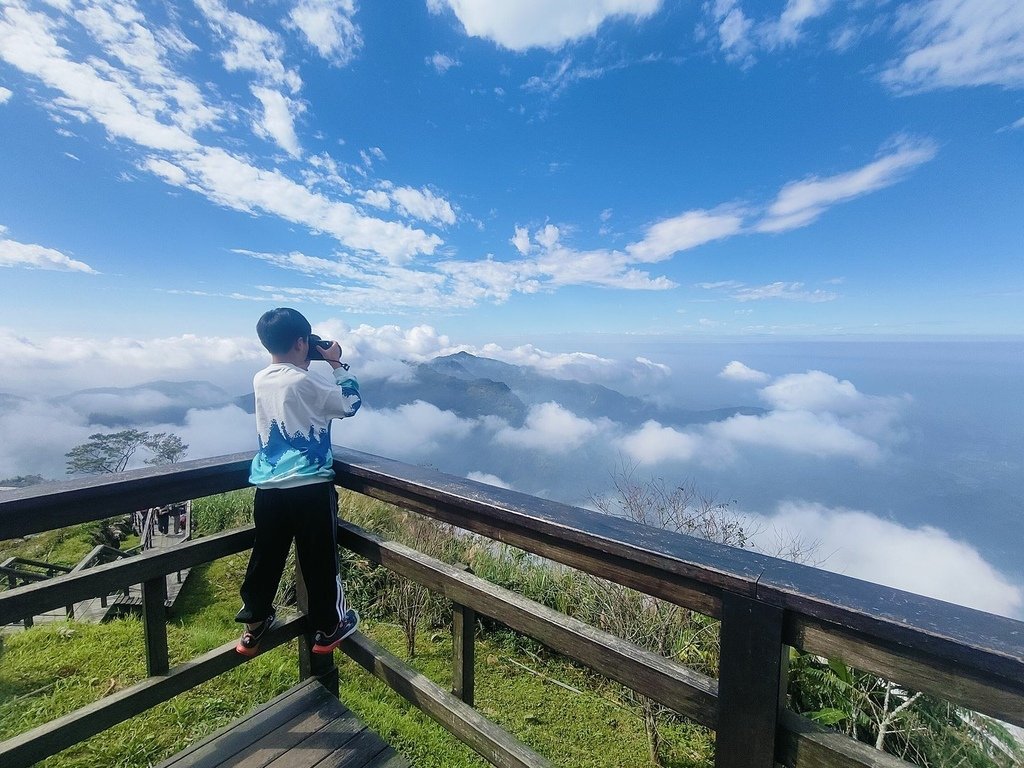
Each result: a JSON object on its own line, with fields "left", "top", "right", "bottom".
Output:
{"left": 237, "top": 482, "right": 346, "bottom": 632}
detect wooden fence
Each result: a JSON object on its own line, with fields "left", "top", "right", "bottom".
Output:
{"left": 0, "top": 448, "right": 1021, "bottom": 768}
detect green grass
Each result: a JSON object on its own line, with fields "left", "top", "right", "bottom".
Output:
{"left": 0, "top": 523, "right": 102, "bottom": 569}
{"left": 0, "top": 491, "right": 715, "bottom": 767}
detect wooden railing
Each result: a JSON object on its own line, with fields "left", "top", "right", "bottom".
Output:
{"left": 0, "top": 448, "right": 1021, "bottom": 768}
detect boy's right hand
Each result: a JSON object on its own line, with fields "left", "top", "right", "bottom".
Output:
{"left": 322, "top": 341, "right": 343, "bottom": 364}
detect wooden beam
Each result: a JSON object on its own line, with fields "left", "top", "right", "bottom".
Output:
{"left": 142, "top": 575, "right": 169, "bottom": 676}
{"left": 0, "top": 527, "right": 254, "bottom": 624}
{"left": 337, "top": 520, "right": 718, "bottom": 728}
{"left": 714, "top": 594, "right": 784, "bottom": 768}
{"left": 0, "top": 452, "right": 252, "bottom": 539}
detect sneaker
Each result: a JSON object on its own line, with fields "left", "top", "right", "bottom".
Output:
{"left": 235, "top": 609, "right": 276, "bottom": 657}
{"left": 312, "top": 608, "right": 359, "bottom": 654}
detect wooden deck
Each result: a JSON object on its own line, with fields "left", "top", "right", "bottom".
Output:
{"left": 156, "top": 678, "right": 409, "bottom": 768}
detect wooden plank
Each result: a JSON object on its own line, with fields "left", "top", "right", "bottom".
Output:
{"left": 777, "top": 710, "right": 915, "bottom": 768}
{"left": 0, "top": 452, "right": 253, "bottom": 539}
{"left": 0, "top": 527, "right": 254, "bottom": 624}
{"left": 315, "top": 728, "right": 388, "bottom": 768}
{"left": 142, "top": 575, "right": 170, "bottom": 676}
{"left": 262, "top": 708, "right": 367, "bottom": 768}
{"left": 224, "top": 690, "right": 357, "bottom": 768}
{"left": 714, "top": 594, "right": 784, "bottom": 768}
{"left": 0, "top": 616, "right": 304, "bottom": 768}
{"left": 360, "top": 751, "right": 408, "bottom": 768}
{"left": 158, "top": 679, "right": 332, "bottom": 768}
{"left": 786, "top": 616, "right": 1024, "bottom": 728}
{"left": 341, "top": 630, "right": 553, "bottom": 768}
{"left": 337, "top": 520, "right": 718, "bottom": 728}
{"left": 760, "top": 561, "right": 1024, "bottom": 690}
{"left": 452, "top": 600, "right": 475, "bottom": 707}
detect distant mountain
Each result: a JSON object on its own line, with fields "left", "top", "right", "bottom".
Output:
{"left": 424, "top": 352, "right": 764, "bottom": 428}
{"left": 232, "top": 352, "right": 764, "bottom": 431}
{"left": 0, "top": 392, "right": 28, "bottom": 414}
{"left": 53, "top": 380, "right": 237, "bottom": 427}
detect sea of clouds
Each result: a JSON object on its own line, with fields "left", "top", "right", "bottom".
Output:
{"left": 0, "top": 324, "right": 1021, "bottom": 619}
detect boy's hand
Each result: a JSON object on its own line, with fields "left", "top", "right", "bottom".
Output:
{"left": 322, "top": 341, "right": 343, "bottom": 365}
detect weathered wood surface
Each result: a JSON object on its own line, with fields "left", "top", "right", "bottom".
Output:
{"left": 343, "top": 630, "right": 553, "bottom": 768}
{"left": 156, "top": 677, "right": 408, "bottom": 768}
{"left": 0, "top": 451, "right": 252, "bottom": 539}
{"left": 714, "top": 594, "right": 784, "bottom": 768}
{"left": 0, "top": 616, "right": 305, "bottom": 768}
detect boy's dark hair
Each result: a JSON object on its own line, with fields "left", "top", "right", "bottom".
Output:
{"left": 256, "top": 307, "right": 312, "bottom": 355}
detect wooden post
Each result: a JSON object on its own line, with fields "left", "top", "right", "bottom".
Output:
{"left": 141, "top": 575, "right": 169, "bottom": 676}
{"left": 296, "top": 554, "right": 338, "bottom": 696}
{"left": 452, "top": 563, "right": 476, "bottom": 706}
{"left": 714, "top": 593, "right": 784, "bottom": 768}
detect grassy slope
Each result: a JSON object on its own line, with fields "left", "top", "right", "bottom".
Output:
{"left": 0, "top": 492, "right": 713, "bottom": 767}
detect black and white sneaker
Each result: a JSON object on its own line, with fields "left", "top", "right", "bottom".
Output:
{"left": 312, "top": 608, "right": 359, "bottom": 654}
{"left": 235, "top": 609, "right": 276, "bottom": 657}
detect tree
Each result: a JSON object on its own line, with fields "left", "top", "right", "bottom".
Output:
{"left": 65, "top": 430, "right": 188, "bottom": 475}
{"left": 143, "top": 432, "right": 188, "bottom": 465}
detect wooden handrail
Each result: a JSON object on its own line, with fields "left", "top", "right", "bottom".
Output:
{"left": 0, "top": 449, "right": 1022, "bottom": 768}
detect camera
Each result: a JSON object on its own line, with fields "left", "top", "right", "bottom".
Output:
{"left": 306, "top": 334, "right": 334, "bottom": 361}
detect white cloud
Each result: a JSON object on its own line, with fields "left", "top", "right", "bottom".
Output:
{"left": 474, "top": 342, "right": 671, "bottom": 388}
{"left": 467, "top": 471, "right": 512, "bottom": 489}
{"left": 154, "top": 405, "right": 253, "bottom": 461}
{"left": 493, "top": 402, "right": 608, "bottom": 453}
{"left": 708, "top": 410, "right": 882, "bottom": 463}
{"left": 194, "top": 0, "right": 302, "bottom": 92}
{"left": 163, "top": 147, "right": 443, "bottom": 263}
{"left": 0, "top": 4, "right": 200, "bottom": 152}
{"left": 0, "top": 85, "right": 12, "bottom": 103}
{"left": 342, "top": 401, "right": 475, "bottom": 459}
{"left": 764, "top": 0, "right": 834, "bottom": 47}
{"left": 732, "top": 281, "right": 838, "bottom": 302}
{"left": 0, "top": 328, "right": 263, "bottom": 396}
{"left": 251, "top": 86, "right": 303, "bottom": 158}
{"left": 0, "top": 231, "right": 97, "bottom": 273}
{"left": 431, "top": 0, "right": 663, "bottom": 51}
{"left": 756, "top": 137, "right": 938, "bottom": 232}
{"left": 709, "top": 0, "right": 756, "bottom": 66}
{"left": 511, "top": 225, "right": 531, "bottom": 255}
{"left": 626, "top": 208, "right": 745, "bottom": 262}
{"left": 621, "top": 420, "right": 700, "bottom": 464}
{"left": 287, "top": 0, "right": 362, "bottom": 67}
{"left": 0, "top": 398, "right": 93, "bottom": 478}
{"left": 428, "top": 52, "right": 460, "bottom": 73}
{"left": 761, "top": 370, "right": 873, "bottom": 414}
{"left": 883, "top": 0, "right": 1024, "bottom": 92}
{"left": 391, "top": 186, "right": 457, "bottom": 225}
{"left": 0, "top": 4, "right": 443, "bottom": 264}
{"left": 719, "top": 360, "right": 769, "bottom": 383}
{"left": 750, "top": 501, "right": 1023, "bottom": 618}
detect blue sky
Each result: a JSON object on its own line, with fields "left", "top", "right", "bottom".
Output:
{"left": 3, "top": 1, "right": 1024, "bottom": 616}
{"left": 1, "top": 0, "right": 1022, "bottom": 345}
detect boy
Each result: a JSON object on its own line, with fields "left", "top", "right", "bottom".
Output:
{"left": 235, "top": 307, "right": 362, "bottom": 657}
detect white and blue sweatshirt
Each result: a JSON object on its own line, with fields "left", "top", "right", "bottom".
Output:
{"left": 249, "top": 363, "right": 361, "bottom": 488}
